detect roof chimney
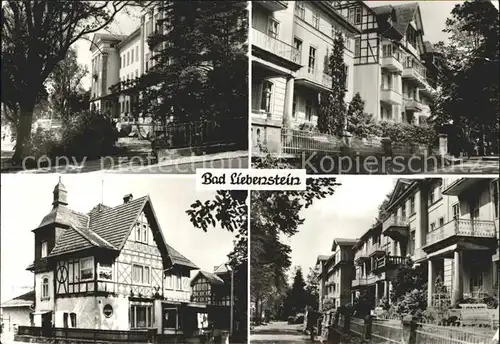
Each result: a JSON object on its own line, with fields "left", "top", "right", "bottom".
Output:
{"left": 123, "top": 194, "right": 133, "bottom": 204}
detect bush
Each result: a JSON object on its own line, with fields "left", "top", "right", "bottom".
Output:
{"left": 298, "top": 122, "right": 318, "bottom": 133}
{"left": 376, "top": 121, "right": 438, "bottom": 146}
{"left": 394, "top": 287, "right": 428, "bottom": 319}
{"left": 60, "top": 110, "right": 119, "bottom": 159}
{"left": 24, "top": 110, "right": 118, "bottom": 162}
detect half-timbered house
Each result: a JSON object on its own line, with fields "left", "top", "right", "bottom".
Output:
{"left": 27, "top": 179, "right": 207, "bottom": 335}
{"left": 190, "top": 264, "right": 233, "bottom": 330}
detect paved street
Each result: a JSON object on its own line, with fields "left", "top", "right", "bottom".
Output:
{"left": 250, "top": 322, "right": 364, "bottom": 344}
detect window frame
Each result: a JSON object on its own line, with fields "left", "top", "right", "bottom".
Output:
{"left": 41, "top": 276, "right": 49, "bottom": 300}
{"left": 267, "top": 17, "right": 280, "bottom": 39}
{"left": 295, "top": 1, "right": 305, "bottom": 20}
{"left": 260, "top": 80, "right": 273, "bottom": 113}
{"left": 41, "top": 241, "right": 48, "bottom": 258}
{"left": 79, "top": 257, "right": 94, "bottom": 282}
{"left": 308, "top": 45, "right": 317, "bottom": 74}
{"left": 312, "top": 11, "right": 320, "bottom": 30}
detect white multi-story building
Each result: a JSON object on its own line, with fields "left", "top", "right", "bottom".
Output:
{"left": 350, "top": 178, "right": 499, "bottom": 308}
{"left": 251, "top": 1, "right": 359, "bottom": 150}
{"left": 333, "top": 1, "right": 435, "bottom": 124}
{"left": 89, "top": 6, "right": 163, "bottom": 119}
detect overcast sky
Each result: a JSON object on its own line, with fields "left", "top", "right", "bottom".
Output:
{"left": 0, "top": 175, "right": 238, "bottom": 302}
{"left": 74, "top": 1, "right": 499, "bottom": 90}
{"left": 282, "top": 176, "right": 396, "bottom": 281}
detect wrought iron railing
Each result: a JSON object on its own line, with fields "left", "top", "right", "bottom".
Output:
{"left": 426, "top": 218, "right": 497, "bottom": 246}
{"left": 146, "top": 117, "right": 247, "bottom": 150}
{"left": 17, "top": 326, "right": 150, "bottom": 342}
{"left": 252, "top": 27, "right": 301, "bottom": 64}
{"left": 280, "top": 129, "right": 343, "bottom": 155}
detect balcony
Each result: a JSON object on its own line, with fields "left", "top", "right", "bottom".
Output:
{"left": 255, "top": 1, "right": 288, "bottom": 11}
{"left": 368, "top": 244, "right": 386, "bottom": 257}
{"left": 404, "top": 99, "right": 423, "bottom": 112}
{"left": 373, "top": 255, "right": 407, "bottom": 273}
{"left": 380, "top": 88, "right": 401, "bottom": 105}
{"left": 381, "top": 53, "right": 403, "bottom": 73}
{"left": 354, "top": 249, "right": 369, "bottom": 265}
{"left": 402, "top": 64, "right": 427, "bottom": 87}
{"left": 425, "top": 218, "right": 497, "bottom": 248}
{"left": 352, "top": 273, "right": 380, "bottom": 288}
{"left": 382, "top": 215, "right": 409, "bottom": 241}
{"left": 442, "top": 178, "right": 485, "bottom": 196}
{"left": 295, "top": 68, "right": 333, "bottom": 91}
{"left": 252, "top": 27, "right": 301, "bottom": 67}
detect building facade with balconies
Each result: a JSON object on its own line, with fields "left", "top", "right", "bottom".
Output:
{"left": 89, "top": 6, "right": 163, "bottom": 120}
{"left": 332, "top": 1, "right": 434, "bottom": 125}
{"left": 382, "top": 178, "right": 499, "bottom": 307}
{"left": 318, "top": 239, "right": 357, "bottom": 311}
{"left": 352, "top": 224, "right": 396, "bottom": 307}
{"left": 251, "top": 1, "right": 359, "bottom": 151}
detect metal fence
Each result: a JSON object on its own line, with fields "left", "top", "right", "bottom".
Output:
{"left": 17, "top": 326, "right": 151, "bottom": 342}
{"left": 140, "top": 117, "right": 247, "bottom": 150}
{"left": 281, "top": 129, "right": 343, "bottom": 155}
{"left": 350, "top": 317, "right": 364, "bottom": 336}
{"left": 371, "top": 319, "right": 403, "bottom": 344}
{"left": 415, "top": 322, "right": 495, "bottom": 344}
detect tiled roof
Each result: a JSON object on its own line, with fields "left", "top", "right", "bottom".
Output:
{"left": 166, "top": 244, "right": 199, "bottom": 269}
{"left": 88, "top": 196, "right": 148, "bottom": 249}
{"left": 1, "top": 290, "right": 35, "bottom": 308}
{"left": 43, "top": 194, "right": 198, "bottom": 269}
{"left": 392, "top": 3, "right": 418, "bottom": 36}
{"left": 192, "top": 271, "right": 225, "bottom": 286}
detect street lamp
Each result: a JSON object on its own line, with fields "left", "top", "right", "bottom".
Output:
{"left": 224, "top": 262, "right": 234, "bottom": 336}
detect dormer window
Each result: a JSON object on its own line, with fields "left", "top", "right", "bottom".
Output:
{"left": 41, "top": 241, "right": 48, "bottom": 258}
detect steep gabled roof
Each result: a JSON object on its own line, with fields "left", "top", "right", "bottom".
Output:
{"left": 42, "top": 193, "right": 198, "bottom": 270}
{"left": 191, "top": 271, "right": 225, "bottom": 286}
{"left": 331, "top": 238, "right": 358, "bottom": 251}
{"left": 392, "top": 3, "right": 419, "bottom": 36}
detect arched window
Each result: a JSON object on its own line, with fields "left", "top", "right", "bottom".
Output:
{"left": 42, "top": 277, "right": 49, "bottom": 299}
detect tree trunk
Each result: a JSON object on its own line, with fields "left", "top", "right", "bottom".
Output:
{"left": 12, "top": 103, "right": 35, "bottom": 164}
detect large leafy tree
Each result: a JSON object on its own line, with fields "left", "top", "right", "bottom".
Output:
{"left": 1, "top": 0, "right": 139, "bottom": 163}
{"left": 48, "top": 48, "right": 89, "bottom": 120}
{"left": 305, "top": 267, "right": 320, "bottom": 311}
{"left": 317, "top": 31, "right": 347, "bottom": 136}
{"left": 131, "top": 1, "right": 247, "bottom": 126}
{"left": 250, "top": 156, "right": 341, "bottom": 323}
{"left": 432, "top": 0, "right": 499, "bottom": 155}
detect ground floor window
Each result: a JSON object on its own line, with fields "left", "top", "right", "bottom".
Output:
{"left": 130, "top": 304, "right": 153, "bottom": 329}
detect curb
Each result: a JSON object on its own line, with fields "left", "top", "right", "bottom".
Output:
{"left": 98, "top": 151, "right": 249, "bottom": 173}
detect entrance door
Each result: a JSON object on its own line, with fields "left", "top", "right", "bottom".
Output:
{"left": 41, "top": 312, "right": 52, "bottom": 336}
{"left": 162, "top": 307, "right": 178, "bottom": 333}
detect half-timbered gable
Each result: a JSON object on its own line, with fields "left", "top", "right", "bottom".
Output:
{"left": 28, "top": 181, "right": 201, "bottom": 333}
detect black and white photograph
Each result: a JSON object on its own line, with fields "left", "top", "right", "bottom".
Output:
{"left": 0, "top": 176, "right": 248, "bottom": 343}
{"left": 250, "top": 176, "right": 499, "bottom": 343}
{"left": 250, "top": 1, "right": 499, "bottom": 174}
{"left": 1, "top": 1, "right": 248, "bottom": 174}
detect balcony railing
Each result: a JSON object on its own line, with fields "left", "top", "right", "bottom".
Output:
{"left": 375, "top": 255, "right": 407, "bottom": 270}
{"left": 380, "top": 88, "right": 401, "bottom": 105}
{"left": 296, "top": 68, "right": 333, "bottom": 90}
{"left": 256, "top": 1, "right": 288, "bottom": 11}
{"left": 252, "top": 27, "right": 301, "bottom": 65}
{"left": 404, "top": 98, "right": 423, "bottom": 112}
{"left": 403, "top": 63, "right": 427, "bottom": 86}
{"left": 426, "top": 218, "right": 497, "bottom": 247}
{"left": 382, "top": 215, "right": 409, "bottom": 232}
